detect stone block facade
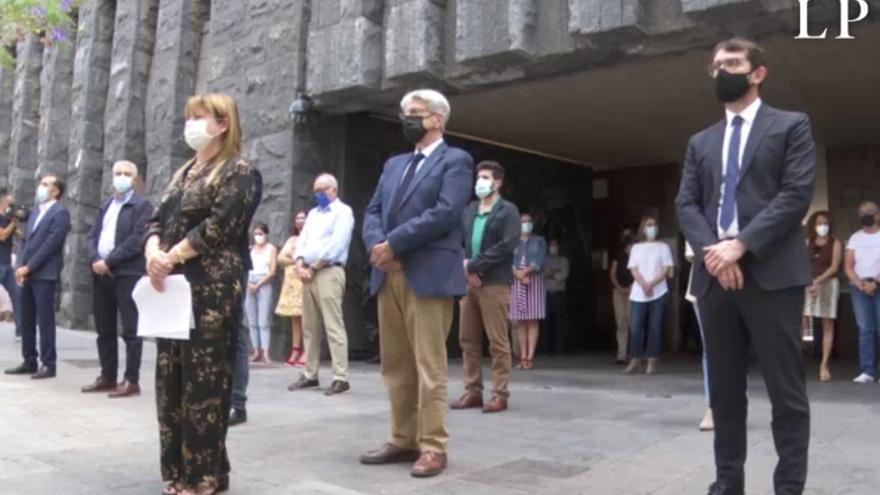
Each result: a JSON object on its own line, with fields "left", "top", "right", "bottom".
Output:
{"left": 0, "top": 0, "right": 857, "bottom": 330}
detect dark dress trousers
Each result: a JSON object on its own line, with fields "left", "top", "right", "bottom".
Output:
{"left": 86, "top": 193, "right": 154, "bottom": 384}
{"left": 676, "top": 103, "right": 816, "bottom": 494}
{"left": 19, "top": 202, "right": 71, "bottom": 371}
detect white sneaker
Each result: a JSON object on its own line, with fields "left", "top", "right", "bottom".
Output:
{"left": 852, "top": 373, "right": 876, "bottom": 384}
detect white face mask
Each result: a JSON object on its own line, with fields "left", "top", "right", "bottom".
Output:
{"left": 521, "top": 222, "right": 533, "bottom": 235}
{"left": 254, "top": 234, "right": 266, "bottom": 245}
{"left": 815, "top": 224, "right": 830, "bottom": 238}
{"left": 36, "top": 185, "right": 50, "bottom": 204}
{"left": 184, "top": 119, "right": 217, "bottom": 151}
{"left": 645, "top": 226, "right": 658, "bottom": 240}
{"left": 549, "top": 246, "right": 559, "bottom": 256}
{"left": 113, "top": 175, "right": 133, "bottom": 194}
{"left": 474, "top": 178, "right": 494, "bottom": 199}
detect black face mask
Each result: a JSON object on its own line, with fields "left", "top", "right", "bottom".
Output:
{"left": 715, "top": 69, "right": 753, "bottom": 103}
{"left": 861, "top": 213, "right": 877, "bottom": 227}
{"left": 402, "top": 116, "right": 429, "bottom": 144}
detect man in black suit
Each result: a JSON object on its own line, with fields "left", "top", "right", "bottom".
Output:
{"left": 5, "top": 175, "right": 71, "bottom": 379}
{"left": 676, "top": 39, "right": 815, "bottom": 495}
{"left": 81, "top": 161, "right": 153, "bottom": 397}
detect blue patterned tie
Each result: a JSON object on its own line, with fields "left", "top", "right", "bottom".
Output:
{"left": 719, "top": 116, "right": 744, "bottom": 232}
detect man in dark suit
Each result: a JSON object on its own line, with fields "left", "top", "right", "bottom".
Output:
{"left": 5, "top": 175, "right": 71, "bottom": 379}
{"left": 360, "top": 89, "right": 473, "bottom": 478}
{"left": 675, "top": 39, "right": 815, "bottom": 495}
{"left": 451, "top": 160, "right": 520, "bottom": 414}
{"left": 81, "top": 161, "right": 154, "bottom": 397}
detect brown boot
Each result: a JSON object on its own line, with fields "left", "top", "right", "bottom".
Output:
{"left": 482, "top": 395, "right": 507, "bottom": 414}
{"left": 449, "top": 392, "right": 483, "bottom": 410}
{"left": 411, "top": 451, "right": 447, "bottom": 478}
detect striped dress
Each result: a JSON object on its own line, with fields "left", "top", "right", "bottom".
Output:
{"left": 509, "top": 239, "right": 546, "bottom": 321}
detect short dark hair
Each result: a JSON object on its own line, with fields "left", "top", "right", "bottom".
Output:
{"left": 476, "top": 161, "right": 505, "bottom": 182}
{"left": 253, "top": 222, "right": 269, "bottom": 235}
{"left": 45, "top": 175, "right": 66, "bottom": 199}
{"left": 712, "top": 38, "right": 767, "bottom": 71}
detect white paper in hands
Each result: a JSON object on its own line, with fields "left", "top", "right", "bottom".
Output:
{"left": 132, "top": 275, "right": 193, "bottom": 340}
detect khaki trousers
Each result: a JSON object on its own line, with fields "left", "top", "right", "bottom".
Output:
{"left": 459, "top": 284, "right": 511, "bottom": 399}
{"left": 378, "top": 271, "right": 453, "bottom": 454}
{"left": 612, "top": 287, "right": 631, "bottom": 361}
{"left": 302, "top": 266, "right": 349, "bottom": 382}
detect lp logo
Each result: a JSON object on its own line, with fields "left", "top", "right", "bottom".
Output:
{"left": 796, "top": 0, "right": 870, "bottom": 39}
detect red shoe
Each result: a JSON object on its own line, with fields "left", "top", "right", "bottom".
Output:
{"left": 285, "top": 347, "right": 303, "bottom": 367}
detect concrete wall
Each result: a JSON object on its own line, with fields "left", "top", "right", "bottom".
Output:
{"left": 0, "top": 0, "right": 848, "bottom": 331}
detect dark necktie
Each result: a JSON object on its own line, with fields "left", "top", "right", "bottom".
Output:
{"left": 389, "top": 152, "right": 425, "bottom": 227}
{"left": 719, "top": 115, "right": 744, "bottom": 232}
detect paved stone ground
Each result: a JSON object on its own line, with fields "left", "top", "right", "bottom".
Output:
{"left": 0, "top": 323, "right": 877, "bottom": 495}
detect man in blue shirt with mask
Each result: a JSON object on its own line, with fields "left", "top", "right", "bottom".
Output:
{"left": 287, "top": 173, "right": 355, "bottom": 396}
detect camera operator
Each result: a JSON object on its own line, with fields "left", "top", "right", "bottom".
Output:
{"left": 0, "top": 190, "right": 22, "bottom": 340}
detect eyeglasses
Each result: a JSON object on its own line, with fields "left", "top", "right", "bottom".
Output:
{"left": 707, "top": 57, "right": 750, "bottom": 77}
{"left": 399, "top": 111, "right": 435, "bottom": 120}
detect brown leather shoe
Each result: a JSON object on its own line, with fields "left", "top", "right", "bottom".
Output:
{"left": 360, "top": 443, "right": 421, "bottom": 465}
{"left": 411, "top": 451, "right": 447, "bottom": 478}
{"left": 449, "top": 392, "right": 482, "bottom": 410}
{"left": 482, "top": 395, "right": 507, "bottom": 414}
{"left": 81, "top": 376, "right": 117, "bottom": 393}
{"left": 108, "top": 380, "right": 141, "bottom": 398}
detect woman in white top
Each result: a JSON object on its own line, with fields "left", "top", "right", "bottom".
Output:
{"left": 844, "top": 201, "right": 880, "bottom": 384}
{"left": 624, "top": 215, "right": 674, "bottom": 375}
{"left": 246, "top": 222, "right": 277, "bottom": 363}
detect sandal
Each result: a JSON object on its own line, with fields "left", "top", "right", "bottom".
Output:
{"left": 285, "top": 347, "right": 303, "bottom": 367}
{"left": 523, "top": 359, "right": 534, "bottom": 370}
{"left": 514, "top": 359, "right": 524, "bottom": 370}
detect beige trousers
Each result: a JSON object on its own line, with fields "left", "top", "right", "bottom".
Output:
{"left": 613, "top": 287, "right": 631, "bottom": 361}
{"left": 302, "top": 266, "right": 349, "bottom": 382}
{"left": 459, "top": 284, "right": 512, "bottom": 399}
{"left": 378, "top": 271, "right": 453, "bottom": 453}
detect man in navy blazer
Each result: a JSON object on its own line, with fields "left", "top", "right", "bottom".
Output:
{"left": 81, "top": 161, "right": 154, "bottom": 397}
{"left": 676, "top": 39, "right": 815, "bottom": 495}
{"left": 4, "top": 175, "right": 71, "bottom": 379}
{"left": 360, "top": 89, "right": 473, "bottom": 478}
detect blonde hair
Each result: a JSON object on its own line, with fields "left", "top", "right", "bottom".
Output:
{"left": 172, "top": 92, "right": 243, "bottom": 186}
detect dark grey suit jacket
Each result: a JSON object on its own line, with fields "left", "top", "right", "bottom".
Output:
{"left": 462, "top": 198, "right": 521, "bottom": 286}
{"left": 675, "top": 103, "right": 816, "bottom": 297}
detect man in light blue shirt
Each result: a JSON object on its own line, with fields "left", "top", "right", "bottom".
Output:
{"left": 288, "top": 173, "right": 355, "bottom": 396}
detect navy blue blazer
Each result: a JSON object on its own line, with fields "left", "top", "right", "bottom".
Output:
{"left": 87, "top": 192, "right": 154, "bottom": 277}
{"left": 363, "top": 142, "right": 474, "bottom": 297}
{"left": 21, "top": 202, "right": 71, "bottom": 281}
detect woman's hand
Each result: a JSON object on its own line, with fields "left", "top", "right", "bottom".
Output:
{"left": 146, "top": 250, "right": 174, "bottom": 292}
{"left": 808, "top": 280, "right": 820, "bottom": 297}
{"left": 248, "top": 283, "right": 258, "bottom": 294}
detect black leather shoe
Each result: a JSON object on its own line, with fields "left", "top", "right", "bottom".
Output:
{"left": 287, "top": 376, "right": 319, "bottom": 391}
{"left": 324, "top": 380, "right": 350, "bottom": 396}
{"left": 4, "top": 362, "right": 37, "bottom": 375}
{"left": 229, "top": 408, "right": 247, "bottom": 426}
{"left": 31, "top": 366, "right": 56, "bottom": 379}
{"left": 708, "top": 482, "right": 744, "bottom": 495}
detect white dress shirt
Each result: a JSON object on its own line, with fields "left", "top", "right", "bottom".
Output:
{"left": 717, "top": 97, "right": 762, "bottom": 239}
{"left": 297, "top": 198, "right": 355, "bottom": 266}
{"left": 31, "top": 199, "right": 58, "bottom": 232}
{"left": 97, "top": 191, "right": 134, "bottom": 259}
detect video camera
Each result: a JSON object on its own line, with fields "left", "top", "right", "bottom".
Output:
{"left": 4, "top": 203, "right": 30, "bottom": 223}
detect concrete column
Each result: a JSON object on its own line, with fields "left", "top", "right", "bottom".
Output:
{"left": 60, "top": 0, "right": 116, "bottom": 329}
{"left": 103, "top": 0, "right": 159, "bottom": 189}
{"left": 0, "top": 54, "right": 14, "bottom": 189}
{"left": 145, "top": 0, "right": 209, "bottom": 198}
{"left": 8, "top": 35, "right": 43, "bottom": 203}
{"left": 36, "top": 27, "right": 77, "bottom": 180}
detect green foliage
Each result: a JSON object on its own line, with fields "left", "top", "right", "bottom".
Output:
{"left": 0, "top": 0, "right": 80, "bottom": 68}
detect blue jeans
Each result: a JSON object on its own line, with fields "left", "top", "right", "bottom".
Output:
{"left": 245, "top": 273, "right": 273, "bottom": 350}
{"left": 628, "top": 293, "right": 668, "bottom": 359}
{"left": 231, "top": 291, "right": 249, "bottom": 411}
{"left": 694, "top": 304, "right": 710, "bottom": 403}
{"left": 850, "top": 288, "right": 880, "bottom": 376}
{"left": 0, "top": 264, "right": 22, "bottom": 336}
